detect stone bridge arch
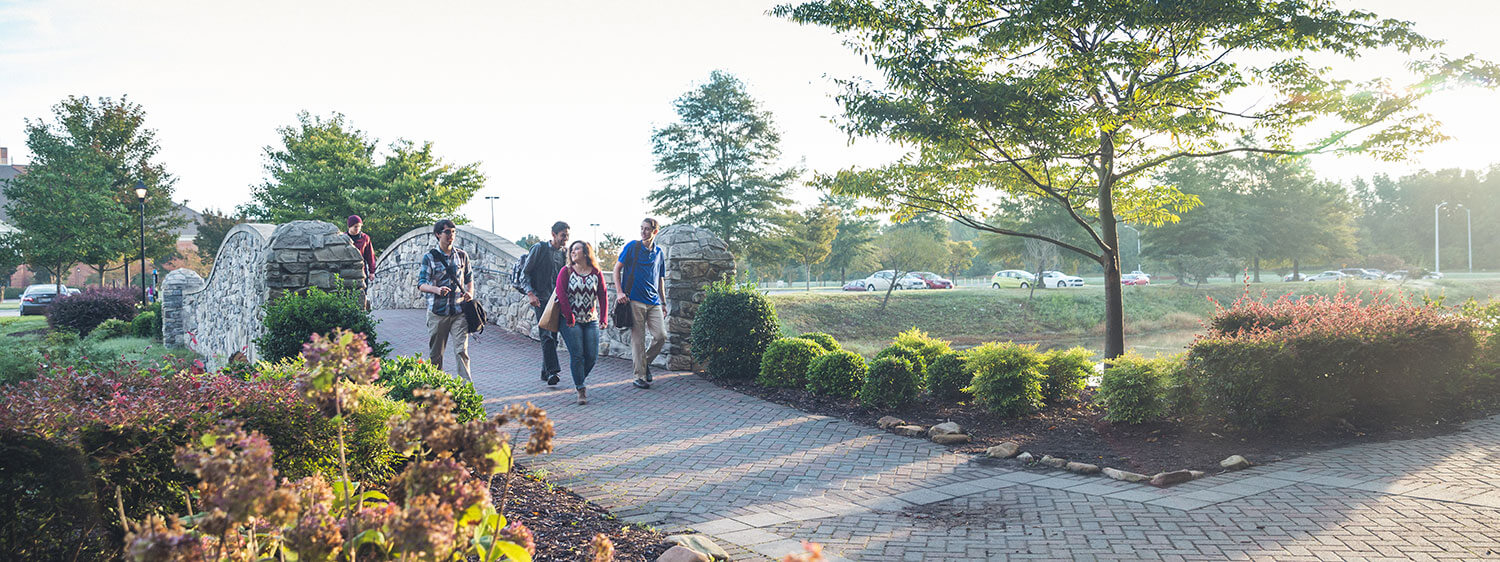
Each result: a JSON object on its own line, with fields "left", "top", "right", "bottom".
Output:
{"left": 368, "top": 223, "right": 734, "bottom": 370}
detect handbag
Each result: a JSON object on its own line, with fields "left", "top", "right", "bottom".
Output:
{"left": 538, "top": 294, "right": 561, "bottom": 333}
{"left": 461, "top": 298, "right": 486, "bottom": 334}
{"left": 610, "top": 243, "right": 636, "bottom": 329}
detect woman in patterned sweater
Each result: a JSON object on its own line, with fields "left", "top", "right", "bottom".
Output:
{"left": 555, "top": 240, "right": 610, "bottom": 405}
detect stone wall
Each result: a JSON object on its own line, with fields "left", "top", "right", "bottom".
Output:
{"left": 369, "top": 224, "right": 734, "bottom": 371}
{"left": 161, "top": 221, "right": 369, "bottom": 369}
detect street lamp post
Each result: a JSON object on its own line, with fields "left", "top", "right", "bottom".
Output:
{"left": 1435, "top": 201, "right": 1449, "bottom": 274}
{"left": 1458, "top": 204, "right": 1472, "bottom": 273}
{"left": 1119, "top": 224, "right": 1142, "bottom": 273}
{"left": 484, "top": 196, "right": 500, "bottom": 233}
{"left": 134, "top": 181, "right": 148, "bottom": 303}
{"left": 589, "top": 223, "right": 600, "bottom": 249}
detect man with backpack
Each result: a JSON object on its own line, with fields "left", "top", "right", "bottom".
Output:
{"left": 523, "top": 221, "right": 570, "bottom": 385}
{"left": 417, "top": 219, "right": 474, "bottom": 381}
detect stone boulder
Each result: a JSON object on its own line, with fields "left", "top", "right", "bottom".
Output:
{"left": 986, "top": 442, "right": 1021, "bottom": 458}
{"left": 1219, "top": 455, "right": 1251, "bottom": 471}
{"left": 1064, "top": 462, "right": 1100, "bottom": 474}
{"left": 876, "top": 416, "right": 906, "bottom": 429}
{"left": 1039, "top": 455, "right": 1068, "bottom": 468}
{"left": 931, "top": 433, "right": 971, "bottom": 445}
{"left": 1102, "top": 467, "right": 1150, "bottom": 483}
{"left": 1149, "top": 470, "right": 1197, "bottom": 487}
{"left": 665, "top": 535, "right": 730, "bottom": 561}
{"left": 657, "top": 545, "right": 710, "bottom": 562}
{"left": 927, "top": 422, "right": 963, "bottom": 437}
{"left": 891, "top": 425, "right": 927, "bottom": 437}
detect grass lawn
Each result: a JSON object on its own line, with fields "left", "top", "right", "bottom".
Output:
{"left": 770, "top": 278, "right": 1500, "bottom": 356}
{"left": 0, "top": 315, "right": 194, "bottom": 366}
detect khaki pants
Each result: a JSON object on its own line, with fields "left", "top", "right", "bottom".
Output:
{"left": 629, "top": 301, "right": 666, "bottom": 380}
{"left": 427, "top": 311, "right": 470, "bottom": 381}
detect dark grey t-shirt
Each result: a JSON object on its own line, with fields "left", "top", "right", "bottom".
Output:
{"left": 524, "top": 241, "right": 567, "bottom": 300}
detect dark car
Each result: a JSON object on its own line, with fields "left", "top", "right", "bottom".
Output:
{"left": 19, "top": 284, "right": 72, "bottom": 316}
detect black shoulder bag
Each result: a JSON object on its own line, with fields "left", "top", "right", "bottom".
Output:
{"left": 610, "top": 243, "right": 636, "bottom": 329}
{"left": 429, "top": 249, "right": 486, "bottom": 334}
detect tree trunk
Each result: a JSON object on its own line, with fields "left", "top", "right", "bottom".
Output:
{"left": 1293, "top": 258, "right": 1300, "bottom": 281}
{"left": 1098, "top": 135, "right": 1125, "bottom": 359}
{"left": 879, "top": 269, "right": 901, "bottom": 311}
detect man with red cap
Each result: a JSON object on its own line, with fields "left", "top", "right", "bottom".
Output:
{"left": 347, "top": 215, "right": 377, "bottom": 309}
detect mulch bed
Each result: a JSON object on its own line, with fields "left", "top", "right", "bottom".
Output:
{"left": 707, "top": 375, "right": 1500, "bottom": 475}
{"left": 493, "top": 467, "right": 672, "bottom": 561}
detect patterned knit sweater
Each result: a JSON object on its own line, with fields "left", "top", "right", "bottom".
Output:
{"left": 554, "top": 266, "right": 609, "bottom": 325}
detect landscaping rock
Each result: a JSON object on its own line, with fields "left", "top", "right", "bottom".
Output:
{"left": 892, "top": 425, "right": 927, "bottom": 437}
{"left": 1064, "top": 462, "right": 1100, "bottom": 474}
{"left": 876, "top": 416, "right": 906, "bottom": 429}
{"left": 1189, "top": 470, "right": 1206, "bottom": 480}
{"left": 665, "top": 535, "right": 730, "bottom": 561}
{"left": 1150, "top": 470, "right": 1197, "bottom": 487}
{"left": 1016, "top": 452, "right": 1034, "bottom": 462}
{"left": 1040, "top": 455, "right": 1068, "bottom": 468}
{"left": 1102, "top": 467, "right": 1151, "bottom": 483}
{"left": 657, "top": 545, "right": 711, "bottom": 562}
{"left": 986, "top": 442, "right": 1021, "bottom": 458}
{"left": 1220, "top": 455, "right": 1251, "bottom": 471}
{"left": 931, "top": 433, "right": 971, "bottom": 445}
{"left": 928, "top": 421, "right": 963, "bottom": 437}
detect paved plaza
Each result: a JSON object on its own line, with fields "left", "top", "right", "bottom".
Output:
{"left": 376, "top": 310, "right": 1500, "bottom": 561}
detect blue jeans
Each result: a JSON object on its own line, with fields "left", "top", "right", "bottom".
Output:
{"left": 558, "top": 320, "right": 599, "bottom": 390}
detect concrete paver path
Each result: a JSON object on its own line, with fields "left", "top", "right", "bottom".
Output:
{"left": 376, "top": 310, "right": 1500, "bottom": 561}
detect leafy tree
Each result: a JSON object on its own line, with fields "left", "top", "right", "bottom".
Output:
{"left": 873, "top": 225, "right": 947, "bottom": 309}
{"left": 8, "top": 96, "right": 185, "bottom": 287}
{"left": 598, "top": 233, "right": 625, "bottom": 269}
{"left": 648, "top": 71, "right": 798, "bottom": 251}
{"left": 1353, "top": 166, "right": 1497, "bottom": 271}
{"left": 194, "top": 208, "right": 250, "bottom": 264}
{"left": 515, "top": 234, "right": 542, "bottom": 249}
{"left": 777, "top": 0, "right": 1494, "bottom": 357}
{"left": 782, "top": 206, "right": 840, "bottom": 290}
{"left": 239, "top": 112, "right": 486, "bottom": 250}
{"left": 819, "top": 194, "right": 878, "bottom": 284}
{"left": 944, "top": 240, "right": 976, "bottom": 280}
{"left": 1, "top": 149, "right": 122, "bottom": 294}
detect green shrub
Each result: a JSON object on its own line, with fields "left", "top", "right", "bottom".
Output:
{"left": 1040, "top": 347, "right": 1094, "bottom": 404}
{"left": 795, "top": 332, "right": 841, "bottom": 352}
{"left": 381, "top": 355, "right": 484, "bottom": 422}
{"left": 46, "top": 288, "right": 137, "bottom": 336}
{"left": 925, "top": 352, "right": 970, "bottom": 401}
{"left": 757, "top": 338, "right": 826, "bottom": 388}
{"left": 806, "top": 350, "right": 867, "bottom": 398}
{"left": 0, "top": 347, "right": 42, "bottom": 386}
{"left": 131, "top": 310, "right": 161, "bottom": 340}
{"left": 860, "top": 356, "right": 921, "bottom": 409}
{"left": 876, "top": 342, "right": 927, "bottom": 381}
{"left": 0, "top": 431, "right": 111, "bottom": 559}
{"left": 691, "top": 279, "right": 779, "bottom": 380}
{"left": 85, "top": 318, "right": 132, "bottom": 341}
{"left": 255, "top": 286, "right": 391, "bottom": 362}
{"left": 892, "top": 327, "right": 952, "bottom": 368}
{"left": 963, "top": 342, "right": 1045, "bottom": 417}
{"left": 1096, "top": 353, "right": 1181, "bottom": 424}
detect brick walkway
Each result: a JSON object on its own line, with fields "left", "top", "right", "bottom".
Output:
{"left": 375, "top": 310, "right": 1500, "bottom": 561}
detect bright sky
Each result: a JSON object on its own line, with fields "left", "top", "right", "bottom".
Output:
{"left": 1, "top": 0, "right": 1495, "bottom": 244}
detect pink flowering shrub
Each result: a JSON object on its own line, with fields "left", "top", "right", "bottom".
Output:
{"left": 1186, "top": 291, "right": 1484, "bottom": 430}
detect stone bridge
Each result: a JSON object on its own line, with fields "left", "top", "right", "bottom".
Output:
{"left": 162, "top": 219, "right": 734, "bottom": 371}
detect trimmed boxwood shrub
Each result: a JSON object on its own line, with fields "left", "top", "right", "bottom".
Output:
{"left": 1187, "top": 293, "right": 1482, "bottom": 430}
{"left": 255, "top": 285, "right": 391, "bottom": 361}
{"left": 963, "top": 342, "right": 1045, "bottom": 417}
{"left": 807, "top": 350, "right": 867, "bottom": 398}
{"left": 795, "top": 332, "right": 841, "bottom": 352}
{"left": 691, "top": 279, "right": 779, "bottom": 380}
{"left": 131, "top": 309, "right": 161, "bottom": 340}
{"left": 1096, "top": 353, "right": 1181, "bottom": 424}
{"left": 46, "top": 287, "right": 137, "bottom": 336}
{"left": 85, "top": 318, "right": 132, "bottom": 341}
{"left": 757, "top": 338, "right": 827, "bottom": 389}
{"left": 892, "top": 327, "right": 952, "bottom": 368}
{"left": 925, "top": 352, "right": 970, "bottom": 401}
{"left": 381, "top": 355, "right": 485, "bottom": 422}
{"left": 860, "top": 356, "right": 921, "bottom": 409}
{"left": 876, "top": 342, "right": 927, "bottom": 380}
{"left": 1040, "top": 347, "right": 1094, "bottom": 404}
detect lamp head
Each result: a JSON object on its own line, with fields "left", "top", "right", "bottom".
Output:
{"left": 134, "top": 180, "right": 147, "bottom": 200}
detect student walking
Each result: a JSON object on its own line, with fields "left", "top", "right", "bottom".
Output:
{"left": 555, "top": 240, "right": 609, "bottom": 405}
{"left": 346, "top": 215, "right": 377, "bottom": 310}
{"left": 524, "top": 222, "right": 570, "bottom": 385}
{"left": 416, "top": 219, "right": 474, "bottom": 381}
{"left": 615, "top": 218, "right": 667, "bottom": 389}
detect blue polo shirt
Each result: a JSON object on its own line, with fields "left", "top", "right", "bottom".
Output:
{"left": 618, "top": 240, "right": 666, "bottom": 306}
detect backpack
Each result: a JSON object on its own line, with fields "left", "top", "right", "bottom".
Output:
{"left": 510, "top": 250, "right": 531, "bottom": 294}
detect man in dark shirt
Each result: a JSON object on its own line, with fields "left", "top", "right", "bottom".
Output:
{"left": 347, "top": 215, "right": 377, "bottom": 309}
{"left": 523, "top": 221, "right": 570, "bottom": 385}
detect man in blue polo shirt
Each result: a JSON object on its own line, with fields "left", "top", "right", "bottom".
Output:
{"left": 614, "top": 217, "right": 667, "bottom": 389}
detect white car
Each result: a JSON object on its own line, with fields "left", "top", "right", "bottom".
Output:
{"left": 1041, "top": 271, "right": 1085, "bottom": 288}
{"left": 1304, "top": 271, "right": 1347, "bottom": 282}
{"left": 858, "top": 270, "right": 927, "bottom": 291}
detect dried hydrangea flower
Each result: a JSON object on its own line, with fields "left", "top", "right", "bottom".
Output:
{"left": 781, "top": 541, "right": 826, "bottom": 562}
{"left": 173, "top": 422, "right": 279, "bottom": 535}
{"left": 124, "top": 515, "right": 208, "bottom": 562}
{"left": 588, "top": 533, "right": 615, "bottom": 562}
{"left": 499, "top": 521, "right": 536, "bottom": 556}
{"left": 388, "top": 388, "right": 463, "bottom": 456}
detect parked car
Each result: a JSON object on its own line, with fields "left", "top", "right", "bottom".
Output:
{"left": 990, "top": 270, "right": 1035, "bottom": 289}
{"left": 1305, "top": 271, "right": 1347, "bottom": 282}
{"left": 1384, "top": 270, "right": 1410, "bottom": 281}
{"left": 1041, "top": 270, "right": 1085, "bottom": 288}
{"left": 910, "top": 272, "right": 954, "bottom": 289}
{"left": 19, "top": 284, "right": 72, "bottom": 316}
{"left": 858, "top": 270, "right": 927, "bottom": 291}
{"left": 1120, "top": 272, "right": 1151, "bottom": 286}
{"left": 1339, "top": 268, "right": 1381, "bottom": 280}
{"left": 842, "top": 279, "right": 869, "bottom": 291}
{"left": 1423, "top": 271, "right": 1445, "bottom": 280}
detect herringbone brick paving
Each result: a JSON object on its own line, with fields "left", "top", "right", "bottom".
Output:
{"left": 375, "top": 310, "right": 1500, "bottom": 561}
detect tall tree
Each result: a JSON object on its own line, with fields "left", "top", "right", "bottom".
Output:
{"left": 873, "top": 224, "right": 947, "bottom": 310}
{"left": 649, "top": 71, "right": 799, "bottom": 252}
{"left": 194, "top": 208, "right": 250, "bottom": 265}
{"left": 239, "top": 112, "right": 486, "bottom": 250}
{"left": 783, "top": 206, "right": 840, "bottom": 290}
{"left": 778, "top": 1, "right": 1494, "bottom": 357}
{"left": 1, "top": 148, "right": 123, "bottom": 294}
{"left": 9, "top": 96, "right": 185, "bottom": 287}
{"left": 944, "top": 240, "right": 976, "bottom": 279}
{"left": 819, "top": 194, "right": 879, "bottom": 284}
